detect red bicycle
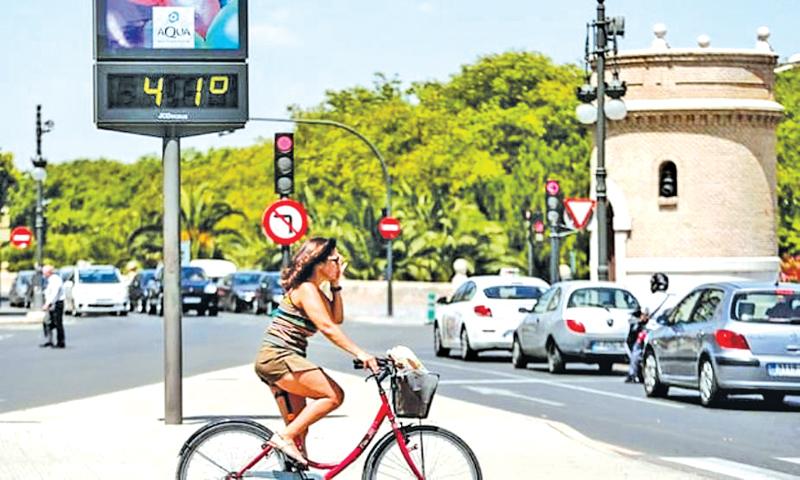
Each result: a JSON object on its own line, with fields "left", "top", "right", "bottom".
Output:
{"left": 176, "top": 358, "right": 482, "bottom": 479}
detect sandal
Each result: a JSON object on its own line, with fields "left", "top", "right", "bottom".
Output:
{"left": 268, "top": 432, "right": 308, "bottom": 466}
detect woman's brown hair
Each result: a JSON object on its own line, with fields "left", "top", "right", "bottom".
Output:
{"left": 280, "top": 237, "right": 337, "bottom": 290}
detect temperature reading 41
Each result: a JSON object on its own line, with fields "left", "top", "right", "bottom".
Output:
{"left": 107, "top": 73, "right": 238, "bottom": 109}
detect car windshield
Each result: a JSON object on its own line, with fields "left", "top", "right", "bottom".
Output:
{"left": 234, "top": 273, "right": 262, "bottom": 285}
{"left": 79, "top": 269, "right": 120, "bottom": 284}
{"left": 181, "top": 267, "right": 207, "bottom": 281}
{"left": 483, "top": 285, "right": 543, "bottom": 300}
{"left": 567, "top": 287, "right": 639, "bottom": 309}
{"left": 732, "top": 291, "right": 800, "bottom": 324}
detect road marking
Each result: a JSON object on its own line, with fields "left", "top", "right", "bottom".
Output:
{"left": 777, "top": 457, "right": 800, "bottom": 466}
{"left": 464, "top": 385, "right": 564, "bottom": 407}
{"left": 424, "top": 359, "right": 685, "bottom": 409}
{"left": 440, "top": 378, "right": 544, "bottom": 385}
{"left": 660, "top": 457, "right": 800, "bottom": 480}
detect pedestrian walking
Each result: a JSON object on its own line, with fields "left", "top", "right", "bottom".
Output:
{"left": 253, "top": 237, "right": 379, "bottom": 465}
{"left": 39, "top": 265, "right": 66, "bottom": 349}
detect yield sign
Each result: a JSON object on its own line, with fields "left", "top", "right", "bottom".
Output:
{"left": 564, "top": 198, "right": 596, "bottom": 230}
{"left": 261, "top": 199, "right": 309, "bottom": 246}
{"left": 9, "top": 226, "right": 33, "bottom": 249}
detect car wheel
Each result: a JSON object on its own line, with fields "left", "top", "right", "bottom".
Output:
{"left": 459, "top": 328, "right": 477, "bottom": 361}
{"left": 136, "top": 297, "right": 146, "bottom": 314}
{"left": 252, "top": 298, "right": 260, "bottom": 315}
{"left": 598, "top": 361, "right": 614, "bottom": 374}
{"left": 512, "top": 336, "right": 529, "bottom": 369}
{"left": 156, "top": 296, "right": 164, "bottom": 316}
{"left": 547, "top": 340, "right": 565, "bottom": 374}
{"left": 699, "top": 358, "right": 724, "bottom": 407}
{"left": 209, "top": 308, "right": 219, "bottom": 317}
{"left": 643, "top": 350, "right": 669, "bottom": 398}
{"left": 229, "top": 297, "right": 240, "bottom": 313}
{"left": 433, "top": 324, "right": 449, "bottom": 357}
{"left": 762, "top": 392, "right": 785, "bottom": 406}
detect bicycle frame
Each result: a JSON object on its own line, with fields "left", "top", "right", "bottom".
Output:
{"left": 234, "top": 380, "right": 424, "bottom": 480}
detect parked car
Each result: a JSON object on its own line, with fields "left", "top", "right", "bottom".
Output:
{"left": 217, "top": 271, "right": 265, "bottom": 313}
{"left": 188, "top": 259, "right": 237, "bottom": 285}
{"left": 433, "top": 275, "right": 550, "bottom": 360}
{"left": 252, "top": 271, "right": 284, "bottom": 314}
{"left": 64, "top": 265, "right": 129, "bottom": 316}
{"left": 642, "top": 281, "right": 800, "bottom": 407}
{"left": 146, "top": 265, "right": 219, "bottom": 316}
{"left": 512, "top": 281, "right": 640, "bottom": 373}
{"left": 9, "top": 270, "right": 35, "bottom": 307}
{"left": 127, "top": 269, "right": 155, "bottom": 313}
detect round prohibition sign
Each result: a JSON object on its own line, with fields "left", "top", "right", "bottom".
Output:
{"left": 261, "top": 199, "right": 309, "bottom": 246}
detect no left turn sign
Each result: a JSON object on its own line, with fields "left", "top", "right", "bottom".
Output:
{"left": 261, "top": 198, "right": 309, "bottom": 246}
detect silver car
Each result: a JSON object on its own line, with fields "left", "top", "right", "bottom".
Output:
{"left": 512, "top": 281, "right": 640, "bottom": 373}
{"left": 642, "top": 282, "right": 800, "bottom": 407}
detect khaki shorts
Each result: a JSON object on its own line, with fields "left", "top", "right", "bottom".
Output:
{"left": 254, "top": 345, "right": 321, "bottom": 385}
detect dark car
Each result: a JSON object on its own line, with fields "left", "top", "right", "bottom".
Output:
{"left": 128, "top": 269, "right": 155, "bottom": 313}
{"left": 9, "top": 270, "right": 35, "bottom": 307}
{"left": 217, "top": 271, "right": 266, "bottom": 313}
{"left": 146, "top": 266, "right": 218, "bottom": 316}
{"left": 252, "top": 271, "right": 284, "bottom": 315}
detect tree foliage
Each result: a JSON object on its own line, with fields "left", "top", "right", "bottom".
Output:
{"left": 2, "top": 51, "right": 797, "bottom": 279}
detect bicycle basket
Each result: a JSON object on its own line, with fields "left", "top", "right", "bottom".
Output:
{"left": 391, "top": 370, "right": 439, "bottom": 419}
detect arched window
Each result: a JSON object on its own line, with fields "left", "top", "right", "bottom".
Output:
{"left": 659, "top": 161, "right": 678, "bottom": 198}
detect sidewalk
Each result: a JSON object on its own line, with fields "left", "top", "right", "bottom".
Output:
{"left": 0, "top": 364, "right": 710, "bottom": 479}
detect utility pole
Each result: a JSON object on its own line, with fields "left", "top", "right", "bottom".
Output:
{"left": 31, "top": 105, "right": 53, "bottom": 309}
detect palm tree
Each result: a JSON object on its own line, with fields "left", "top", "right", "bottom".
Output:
{"left": 126, "top": 183, "right": 245, "bottom": 263}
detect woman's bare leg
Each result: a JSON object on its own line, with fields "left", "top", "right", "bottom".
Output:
{"left": 270, "top": 386, "right": 309, "bottom": 454}
{"left": 273, "top": 369, "right": 344, "bottom": 443}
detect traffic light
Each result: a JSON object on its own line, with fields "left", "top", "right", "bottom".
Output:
{"left": 659, "top": 162, "right": 677, "bottom": 197}
{"left": 532, "top": 213, "right": 545, "bottom": 242}
{"left": 545, "top": 179, "right": 563, "bottom": 227}
{"left": 274, "top": 133, "right": 294, "bottom": 197}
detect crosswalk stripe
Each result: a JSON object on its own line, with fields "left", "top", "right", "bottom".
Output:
{"left": 777, "top": 457, "right": 800, "bottom": 466}
{"left": 661, "top": 457, "right": 799, "bottom": 480}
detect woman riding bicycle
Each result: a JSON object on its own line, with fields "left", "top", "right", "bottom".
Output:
{"left": 254, "top": 237, "right": 379, "bottom": 466}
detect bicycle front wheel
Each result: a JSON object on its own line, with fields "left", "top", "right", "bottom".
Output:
{"left": 176, "top": 420, "right": 286, "bottom": 480}
{"left": 363, "top": 425, "right": 482, "bottom": 480}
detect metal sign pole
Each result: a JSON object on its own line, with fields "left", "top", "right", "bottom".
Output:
{"left": 163, "top": 133, "right": 182, "bottom": 425}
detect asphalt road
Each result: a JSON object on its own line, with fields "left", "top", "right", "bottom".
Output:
{"left": 1, "top": 311, "right": 799, "bottom": 479}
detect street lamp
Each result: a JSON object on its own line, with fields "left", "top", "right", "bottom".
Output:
{"left": 31, "top": 104, "right": 53, "bottom": 309}
{"left": 576, "top": 0, "right": 626, "bottom": 281}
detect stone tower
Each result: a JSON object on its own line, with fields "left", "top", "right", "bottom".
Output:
{"left": 590, "top": 25, "right": 783, "bottom": 297}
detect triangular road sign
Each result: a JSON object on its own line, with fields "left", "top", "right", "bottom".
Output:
{"left": 564, "top": 198, "right": 596, "bottom": 229}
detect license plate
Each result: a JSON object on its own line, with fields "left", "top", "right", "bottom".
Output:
{"left": 592, "top": 341, "right": 623, "bottom": 352}
{"left": 183, "top": 296, "right": 202, "bottom": 304}
{"left": 767, "top": 363, "right": 800, "bottom": 378}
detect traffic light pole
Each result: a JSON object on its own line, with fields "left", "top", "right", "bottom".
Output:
{"left": 594, "top": 0, "right": 610, "bottom": 281}
{"left": 251, "top": 116, "right": 395, "bottom": 317}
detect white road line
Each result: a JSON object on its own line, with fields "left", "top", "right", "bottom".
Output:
{"left": 777, "top": 457, "right": 800, "bottom": 466}
{"left": 660, "top": 457, "right": 800, "bottom": 480}
{"left": 464, "top": 385, "right": 564, "bottom": 407}
{"left": 424, "top": 359, "right": 685, "bottom": 409}
{"left": 439, "top": 378, "right": 543, "bottom": 385}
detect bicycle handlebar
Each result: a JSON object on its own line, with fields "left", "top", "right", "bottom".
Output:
{"left": 352, "top": 357, "right": 392, "bottom": 369}
{"left": 353, "top": 357, "right": 394, "bottom": 385}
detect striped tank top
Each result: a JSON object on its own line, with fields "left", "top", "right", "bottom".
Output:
{"left": 262, "top": 291, "right": 318, "bottom": 355}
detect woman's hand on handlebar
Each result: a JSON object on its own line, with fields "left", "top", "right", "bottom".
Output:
{"left": 357, "top": 353, "right": 380, "bottom": 374}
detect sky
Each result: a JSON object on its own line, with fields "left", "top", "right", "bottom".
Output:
{"left": 2, "top": 1, "right": 799, "bottom": 172}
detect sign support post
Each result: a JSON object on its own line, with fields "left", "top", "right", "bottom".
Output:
{"left": 163, "top": 134, "right": 182, "bottom": 425}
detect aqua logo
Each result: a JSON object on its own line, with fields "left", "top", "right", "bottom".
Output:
{"left": 158, "top": 26, "right": 192, "bottom": 39}
{"left": 168, "top": 11, "right": 180, "bottom": 23}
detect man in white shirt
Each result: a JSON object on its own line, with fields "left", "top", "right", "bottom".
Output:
{"left": 40, "top": 265, "right": 66, "bottom": 348}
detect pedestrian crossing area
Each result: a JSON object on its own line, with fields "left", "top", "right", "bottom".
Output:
{"left": 660, "top": 456, "right": 800, "bottom": 480}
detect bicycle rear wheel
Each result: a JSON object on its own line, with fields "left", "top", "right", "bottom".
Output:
{"left": 362, "top": 425, "right": 481, "bottom": 480}
{"left": 176, "top": 420, "right": 287, "bottom": 479}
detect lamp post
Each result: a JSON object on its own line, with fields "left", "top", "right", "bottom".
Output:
{"left": 31, "top": 104, "right": 53, "bottom": 309}
{"left": 576, "top": 0, "right": 626, "bottom": 281}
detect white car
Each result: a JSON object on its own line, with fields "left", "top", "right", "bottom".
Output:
{"left": 434, "top": 275, "right": 550, "bottom": 360}
{"left": 64, "top": 266, "right": 129, "bottom": 316}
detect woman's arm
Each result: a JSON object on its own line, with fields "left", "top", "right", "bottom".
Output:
{"left": 295, "top": 283, "right": 367, "bottom": 359}
{"left": 329, "top": 286, "right": 344, "bottom": 324}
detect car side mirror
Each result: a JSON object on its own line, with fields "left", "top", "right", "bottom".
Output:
{"left": 436, "top": 296, "right": 449, "bottom": 305}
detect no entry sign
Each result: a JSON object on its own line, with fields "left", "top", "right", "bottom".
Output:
{"left": 261, "top": 199, "right": 309, "bottom": 246}
{"left": 377, "top": 216, "right": 402, "bottom": 240}
{"left": 9, "top": 226, "right": 33, "bottom": 249}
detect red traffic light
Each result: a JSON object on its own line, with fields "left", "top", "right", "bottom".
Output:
{"left": 533, "top": 220, "right": 545, "bottom": 234}
{"left": 545, "top": 180, "right": 560, "bottom": 196}
{"left": 276, "top": 134, "right": 294, "bottom": 153}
